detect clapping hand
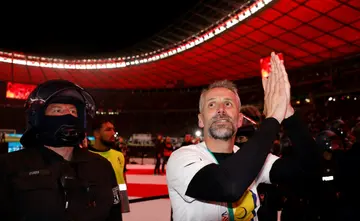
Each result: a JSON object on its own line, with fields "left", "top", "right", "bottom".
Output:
{"left": 262, "top": 52, "right": 293, "bottom": 123}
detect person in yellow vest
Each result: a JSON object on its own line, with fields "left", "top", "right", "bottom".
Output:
{"left": 89, "top": 119, "right": 130, "bottom": 213}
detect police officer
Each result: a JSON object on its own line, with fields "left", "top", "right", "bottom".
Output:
{"left": 89, "top": 119, "right": 130, "bottom": 213}
{"left": 330, "top": 119, "right": 351, "bottom": 150}
{"left": 0, "top": 80, "right": 122, "bottom": 221}
{"left": 315, "top": 130, "right": 342, "bottom": 221}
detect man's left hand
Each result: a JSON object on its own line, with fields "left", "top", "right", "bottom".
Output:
{"left": 285, "top": 104, "right": 295, "bottom": 119}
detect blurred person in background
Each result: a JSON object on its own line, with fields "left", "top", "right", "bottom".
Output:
{"left": 350, "top": 122, "right": 360, "bottom": 150}
{"left": 315, "top": 130, "right": 342, "bottom": 221}
{"left": 235, "top": 105, "right": 261, "bottom": 147}
{"left": 181, "top": 134, "right": 193, "bottom": 147}
{"left": 240, "top": 105, "right": 262, "bottom": 123}
{"left": 80, "top": 133, "right": 89, "bottom": 148}
{"left": 0, "top": 132, "right": 5, "bottom": 142}
{"left": 336, "top": 122, "right": 360, "bottom": 220}
{"left": 117, "top": 137, "right": 129, "bottom": 173}
{"left": 193, "top": 137, "right": 201, "bottom": 144}
{"left": 329, "top": 119, "right": 352, "bottom": 150}
{"left": 89, "top": 119, "right": 129, "bottom": 213}
{"left": 162, "top": 136, "right": 174, "bottom": 174}
{"left": 309, "top": 123, "right": 360, "bottom": 221}
{"left": 154, "top": 134, "right": 164, "bottom": 175}
{"left": 257, "top": 182, "right": 283, "bottom": 221}
{"left": 0, "top": 80, "right": 123, "bottom": 221}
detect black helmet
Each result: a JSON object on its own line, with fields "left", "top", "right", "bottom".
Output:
{"left": 330, "top": 119, "right": 347, "bottom": 139}
{"left": 20, "top": 80, "right": 96, "bottom": 148}
{"left": 315, "top": 130, "right": 342, "bottom": 152}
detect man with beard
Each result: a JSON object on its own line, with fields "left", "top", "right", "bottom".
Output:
{"left": 89, "top": 119, "right": 130, "bottom": 213}
{"left": 181, "top": 134, "right": 194, "bottom": 148}
{"left": 166, "top": 52, "right": 319, "bottom": 221}
{"left": 0, "top": 80, "right": 123, "bottom": 221}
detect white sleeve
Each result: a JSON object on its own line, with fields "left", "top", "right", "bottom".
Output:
{"left": 166, "top": 147, "right": 213, "bottom": 203}
{"left": 256, "top": 153, "right": 279, "bottom": 184}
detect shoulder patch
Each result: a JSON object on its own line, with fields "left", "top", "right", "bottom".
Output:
{"left": 112, "top": 186, "right": 121, "bottom": 205}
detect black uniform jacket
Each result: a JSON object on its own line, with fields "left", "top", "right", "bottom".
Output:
{"left": 0, "top": 146, "right": 123, "bottom": 221}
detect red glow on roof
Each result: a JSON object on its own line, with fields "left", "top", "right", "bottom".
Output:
{"left": 0, "top": 0, "right": 359, "bottom": 89}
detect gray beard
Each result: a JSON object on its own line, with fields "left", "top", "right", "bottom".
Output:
{"left": 209, "top": 121, "right": 235, "bottom": 141}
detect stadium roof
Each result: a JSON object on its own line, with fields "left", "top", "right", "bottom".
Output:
{"left": 0, "top": 0, "right": 359, "bottom": 89}
{"left": 0, "top": 0, "right": 248, "bottom": 58}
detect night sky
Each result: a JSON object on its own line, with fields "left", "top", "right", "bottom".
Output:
{"left": 0, "top": 0, "right": 200, "bottom": 58}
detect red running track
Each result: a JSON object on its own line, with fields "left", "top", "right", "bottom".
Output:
{"left": 125, "top": 167, "right": 168, "bottom": 198}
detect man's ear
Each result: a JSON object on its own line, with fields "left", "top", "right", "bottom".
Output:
{"left": 93, "top": 130, "right": 100, "bottom": 139}
{"left": 237, "top": 113, "right": 244, "bottom": 128}
{"left": 198, "top": 113, "right": 204, "bottom": 128}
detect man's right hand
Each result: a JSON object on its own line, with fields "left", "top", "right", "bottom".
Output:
{"left": 262, "top": 52, "right": 291, "bottom": 124}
